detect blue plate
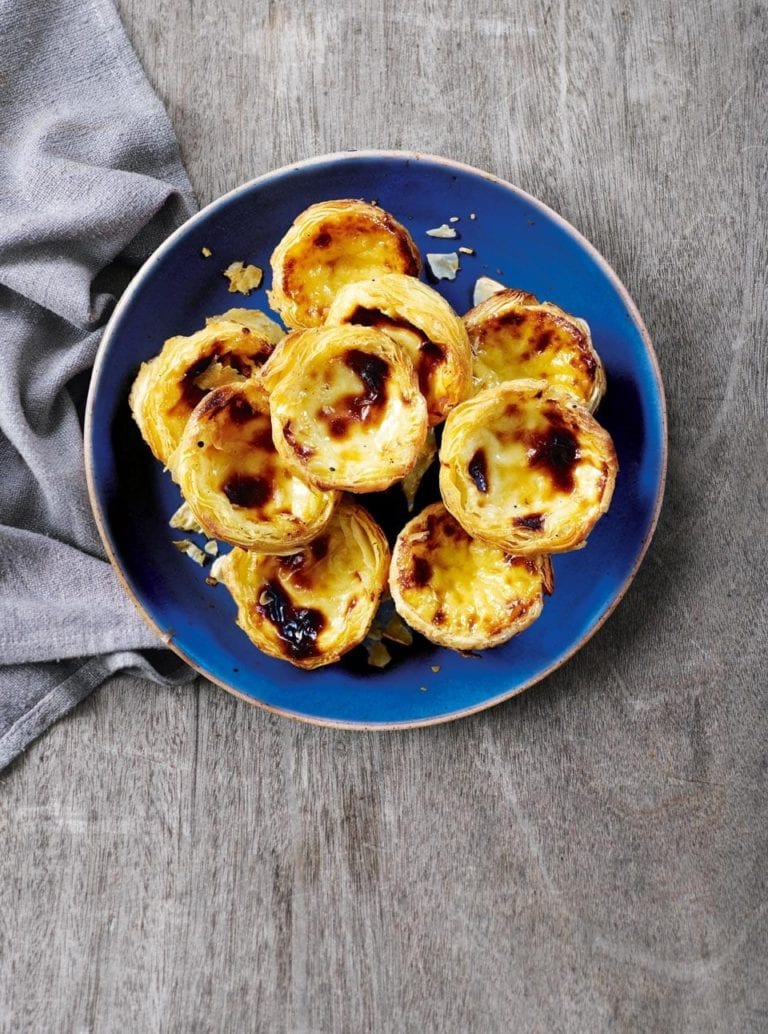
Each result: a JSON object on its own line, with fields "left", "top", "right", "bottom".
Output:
{"left": 85, "top": 151, "right": 666, "bottom": 728}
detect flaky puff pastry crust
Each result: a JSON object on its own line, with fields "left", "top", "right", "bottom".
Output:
{"left": 211, "top": 500, "right": 389, "bottom": 669}
{"left": 390, "top": 503, "right": 553, "bottom": 651}
{"left": 325, "top": 273, "right": 472, "bottom": 425}
{"left": 170, "top": 379, "right": 337, "bottom": 553}
{"left": 260, "top": 324, "right": 428, "bottom": 493}
{"left": 268, "top": 199, "right": 421, "bottom": 329}
{"left": 464, "top": 289, "right": 606, "bottom": 412}
{"left": 439, "top": 379, "right": 617, "bottom": 555}
{"left": 129, "top": 309, "right": 284, "bottom": 465}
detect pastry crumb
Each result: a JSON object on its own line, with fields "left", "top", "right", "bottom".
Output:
{"left": 201, "top": 246, "right": 212, "bottom": 258}
{"left": 169, "top": 501, "right": 204, "bottom": 534}
{"left": 383, "top": 613, "right": 413, "bottom": 647}
{"left": 469, "top": 212, "right": 477, "bottom": 220}
{"left": 426, "top": 252, "right": 459, "bottom": 281}
{"left": 449, "top": 216, "right": 460, "bottom": 223}
{"left": 223, "top": 261, "right": 263, "bottom": 295}
{"left": 366, "top": 641, "right": 392, "bottom": 668}
{"left": 204, "top": 540, "right": 219, "bottom": 556}
{"left": 431, "top": 665, "right": 441, "bottom": 673}
{"left": 458, "top": 246, "right": 475, "bottom": 256}
{"left": 473, "top": 275, "right": 507, "bottom": 306}
{"left": 426, "top": 224, "right": 457, "bottom": 239}
{"left": 172, "top": 539, "right": 207, "bottom": 566}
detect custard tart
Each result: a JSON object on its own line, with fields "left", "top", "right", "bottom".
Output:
{"left": 390, "top": 503, "right": 553, "bottom": 650}
{"left": 439, "top": 379, "right": 617, "bottom": 554}
{"left": 171, "top": 379, "right": 336, "bottom": 553}
{"left": 129, "top": 309, "right": 283, "bottom": 465}
{"left": 465, "top": 289, "right": 606, "bottom": 411}
{"left": 211, "top": 501, "right": 389, "bottom": 669}
{"left": 260, "top": 324, "right": 428, "bottom": 493}
{"left": 268, "top": 199, "right": 421, "bottom": 329}
{"left": 325, "top": 273, "right": 472, "bottom": 424}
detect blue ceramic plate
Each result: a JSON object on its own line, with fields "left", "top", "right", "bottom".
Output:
{"left": 85, "top": 151, "right": 666, "bottom": 728}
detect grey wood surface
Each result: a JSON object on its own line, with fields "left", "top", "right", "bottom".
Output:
{"left": 2, "top": 0, "right": 766, "bottom": 1031}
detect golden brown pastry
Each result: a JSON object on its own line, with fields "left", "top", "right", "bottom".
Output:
{"left": 268, "top": 199, "right": 421, "bottom": 329}
{"left": 325, "top": 273, "right": 472, "bottom": 424}
{"left": 439, "top": 379, "right": 617, "bottom": 554}
{"left": 465, "top": 288, "right": 606, "bottom": 411}
{"left": 170, "top": 379, "right": 337, "bottom": 552}
{"left": 260, "top": 324, "right": 428, "bottom": 493}
{"left": 390, "top": 503, "right": 553, "bottom": 650}
{"left": 129, "top": 309, "right": 284, "bottom": 465}
{"left": 210, "top": 501, "right": 389, "bottom": 669}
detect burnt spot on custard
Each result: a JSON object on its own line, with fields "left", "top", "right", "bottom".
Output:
{"left": 196, "top": 389, "right": 265, "bottom": 431}
{"left": 346, "top": 306, "right": 445, "bottom": 396}
{"left": 468, "top": 449, "right": 489, "bottom": 493}
{"left": 283, "top": 421, "right": 314, "bottom": 459}
{"left": 577, "top": 341, "right": 597, "bottom": 376}
{"left": 328, "top": 417, "right": 348, "bottom": 438}
{"left": 278, "top": 535, "right": 330, "bottom": 590}
{"left": 425, "top": 509, "right": 471, "bottom": 545}
{"left": 195, "top": 386, "right": 234, "bottom": 421}
{"left": 177, "top": 340, "right": 261, "bottom": 411}
{"left": 504, "top": 555, "right": 540, "bottom": 575}
{"left": 221, "top": 473, "right": 273, "bottom": 509}
{"left": 346, "top": 349, "right": 389, "bottom": 412}
{"left": 534, "top": 328, "right": 553, "bottom": 353}
{"left": 281, "top": 256, "right": 297, "bottom": 289}
{"left": 321, "top": 348, "right": 391, "bottom": 439}
{"left": 485, "top": 311, "right": 526, "bottom": 335}
{"left": 227, "top": 397, "right": 257, "bottom": 424}
{"left": 279, "top": 552, "right": 306, "bottom": 573}
{"left": 249, "top": 345, "right": 276, "bottom": 367}
{"left": 514, "top": 513, "right": 544, "bottom": 531}
{"left": 310, "top": 535, "right": 329, "bottom": 560}
{"left": 224, "top": 352, "right": 252, "bottom": 376}
{"left": 256, "top": 580, "right": 325, "bottom": 660}
{"left": 347, "top": 305, "right": 395, "bottom": 330}
{"left": 408, "top": 556, "right": 432, "bottom": 589}
{"left": 249, "top": 426, "right": 277, "bottom": 452}
{"left": 179, "top": 349, "right": 220, "bottom": 409}
{"left": 527, "top": 410, "right": 580, "bottom": 493}
{"left": 313, "top": 230, "right": 332, "bottom": 248}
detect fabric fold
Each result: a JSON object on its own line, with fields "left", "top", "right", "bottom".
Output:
{"left": 0, "top": 0, "right": 201, "bottom": 771}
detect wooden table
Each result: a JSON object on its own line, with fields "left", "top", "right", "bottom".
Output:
{"left": 2, "top": 1, "right": 766, "bottom": 1030}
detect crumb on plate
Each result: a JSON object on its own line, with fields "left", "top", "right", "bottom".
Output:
{"left": 223, "top": 261, "right": 263, "bottom": 295}
{"left": 169, "top": 501, "right": 204, "bottom": 534}
{"left": 172, "top": 539, "right": 207, "bottom": 566}
{"left": 426, "top": 224, "right": 457, "bottom": 239}
{"left": 426, "top": 252, "right": 460, "bottom": 281}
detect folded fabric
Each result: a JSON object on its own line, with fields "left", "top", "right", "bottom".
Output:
{"left": 0, "top": 0, "right": 199, "bottom": 771}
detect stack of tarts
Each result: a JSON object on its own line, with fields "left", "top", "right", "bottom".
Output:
{"left": 129, "top": 200, "right": 618, "bottom": 670}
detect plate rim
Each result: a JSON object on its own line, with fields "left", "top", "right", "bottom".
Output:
{"left": 84, "top": 148, "right": 668, "bottom": 730}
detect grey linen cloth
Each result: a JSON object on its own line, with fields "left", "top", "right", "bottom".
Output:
{"left": 0, "top": 0, "right": 199, "bottom": 771}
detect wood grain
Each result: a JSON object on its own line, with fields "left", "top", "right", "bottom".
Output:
{"left": 1, "top": 0, "right": 767, "bottom": 1031}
